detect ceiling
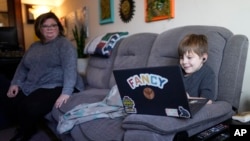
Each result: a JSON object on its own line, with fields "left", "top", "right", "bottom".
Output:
{"left": 21, "top": 0, "right": 65, "bottom": 7}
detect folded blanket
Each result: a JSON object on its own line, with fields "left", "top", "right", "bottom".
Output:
{"left": 85, "top": 32, "right": 129, "bottom": 57}
{"left": 57, "top": 85, "right": 127, "bottom": 134}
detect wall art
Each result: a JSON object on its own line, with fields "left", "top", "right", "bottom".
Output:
{"left": 145, "top": 0, "right": 175, "bottom": 22}
{"left": 25, "top": 4, "right": 35, "bottom": 24}
{"left": 99, "top": 0, "right": 114, "bottom": 24}
{"left": 119, "top": 0, "right": 135, "bottom": 23}
{"left": 64, "top": 6, "right": 89, "bottom": 42}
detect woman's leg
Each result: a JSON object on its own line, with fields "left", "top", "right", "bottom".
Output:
{"left": 0, "top": 74, "right": 10, "bottom": 97}
{"left": 17, "top": 87, "right": 62, "bottom": 139}
{"left": 0, "top": 74, "right": 11, "bottom": 129}
{"left": 0, "top": 79, "right": 25, "bottom": 130}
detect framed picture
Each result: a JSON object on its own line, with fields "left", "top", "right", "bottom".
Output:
{"left": 25, "top": 4, "right": 35, "bottom": 24}
{"left": 145, "top": 0, "right": 175, "bottom": 22}
{"left": 99, "top": 0, "right": 114, "bottom": 25}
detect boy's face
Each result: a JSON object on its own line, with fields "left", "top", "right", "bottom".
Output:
{"left": 179, "top": 51, "right": 207, "bottom": 76}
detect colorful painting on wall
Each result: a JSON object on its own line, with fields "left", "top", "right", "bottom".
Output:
{"left": 145, "top": 0, "right": 175, "bottom": 22}
{"left": 99, "top": 0, "right": 114, "bottom": 24}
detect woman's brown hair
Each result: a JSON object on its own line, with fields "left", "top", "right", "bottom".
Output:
{"left": 34, "top": 12, "right": 64, "bottom": 42}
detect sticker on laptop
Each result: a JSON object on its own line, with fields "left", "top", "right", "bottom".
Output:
{"left": 123, "top": 96, "right": 137, "bottom": 113}
{"left": 143, "top": 87, "right": 155, "bottom": 100}
{"left": 165, "top": 108, "right": 179, "bottom": 117}
{"left": 178, "top": 106, "right": 191, "bottom": 118}
{"left": 165, "top": 106, "right": 191, "bottom": 118}
{"left": 126, "top": 73, "right": 168, "bottom": 89}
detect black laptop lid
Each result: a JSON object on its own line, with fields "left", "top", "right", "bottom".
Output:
{"left": 113, "top": 65, "right": 191, "bottom": 117}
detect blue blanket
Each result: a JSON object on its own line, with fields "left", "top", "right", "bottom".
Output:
{"left": 57, "top": 85, "right": 127, "bottom": 134}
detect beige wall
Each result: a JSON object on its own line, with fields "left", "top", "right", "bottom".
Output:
{"left": 53, "top": 0, "right": 84, "bottom": 18}
{"left": 22, "top": 0, "right": 250, "bottom": 112}
{"left": 21, "top": 4, "right": 36, "bottom": 50}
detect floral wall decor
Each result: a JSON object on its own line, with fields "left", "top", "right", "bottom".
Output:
{"left": 64, "top": 6, "right": 89, "bottom": 58}
{"left": 145, "top": 0, "right": 175, "bottom": 22}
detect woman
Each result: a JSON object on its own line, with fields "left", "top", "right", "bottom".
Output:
{"left": 0, "top": 12, "right": 84, "bottom": 141}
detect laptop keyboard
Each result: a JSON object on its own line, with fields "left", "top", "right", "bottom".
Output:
{"left": 188, "top": 98, "right": 208, "bottom": 114}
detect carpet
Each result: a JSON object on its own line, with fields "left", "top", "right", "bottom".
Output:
{"left": 0, "top": 126, "right": 60, "bottom": 141}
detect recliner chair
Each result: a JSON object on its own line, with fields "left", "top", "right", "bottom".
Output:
{"left": 122, "top": 26, "right": 249, "bottom": 140}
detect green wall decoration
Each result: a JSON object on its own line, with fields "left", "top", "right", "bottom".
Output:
{"left": 145, "top": 0, "right": 175, "bottom": 22}
{"left": 72, "top": 25, "right": 88, "bottom": 58}
{"left": 99, "top": 0, "right": 114, "bottom": 24}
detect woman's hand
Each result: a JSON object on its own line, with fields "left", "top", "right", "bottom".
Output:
{"left": 7, "top": 85, "right": 19, "bottom": 98}
{"left": 55, "top": 94, "right": 70, "bottom": 108}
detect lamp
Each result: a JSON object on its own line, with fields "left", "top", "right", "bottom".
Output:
{"left": 28, "top": 5, "right": 52, "bottom": 19}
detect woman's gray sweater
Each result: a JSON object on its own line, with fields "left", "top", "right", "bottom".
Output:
{"left": 11, "top": 36, "right": 84, "bottom": 96}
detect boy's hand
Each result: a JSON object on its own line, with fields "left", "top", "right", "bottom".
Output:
{"left": 187, "top": 92, "right": 212, "bottom": 104}
{"left": 206, "top": 100, "right": 212, "bottom": 104}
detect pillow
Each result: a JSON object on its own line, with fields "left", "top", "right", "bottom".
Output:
{"left": 85, "top": 32, "right": 129, "bottom": 57}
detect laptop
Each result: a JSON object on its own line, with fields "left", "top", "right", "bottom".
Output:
{"left": 113, "top": 65, "right": 208, "bottom": 118}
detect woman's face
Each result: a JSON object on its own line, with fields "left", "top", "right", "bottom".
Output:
{"left": 40, "top": 18, "right": 59, "bottom": 42}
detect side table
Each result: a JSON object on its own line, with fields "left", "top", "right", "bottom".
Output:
{"left": 190, "top": 118, "right": 250, "bottom": 141}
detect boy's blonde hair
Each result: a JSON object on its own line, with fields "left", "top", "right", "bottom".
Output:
{"left": 178, "top": 34, "right": 208, "bottom": 58}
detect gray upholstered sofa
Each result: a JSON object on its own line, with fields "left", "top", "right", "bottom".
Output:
{"left": 46, "top": 25, "right": 249, "bottom": 141}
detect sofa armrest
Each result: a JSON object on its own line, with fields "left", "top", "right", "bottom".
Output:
{"left": 122, "top": 101, "right": 233, "bottom": 134}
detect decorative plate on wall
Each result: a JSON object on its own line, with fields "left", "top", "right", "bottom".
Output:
{"left": 119, "top": 0, "right": 135, "bottom": 23}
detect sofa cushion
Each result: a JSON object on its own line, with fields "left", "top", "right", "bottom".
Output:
{"left": 109, "top": 33, "right": 158, "bottom": 88}
{"left": 85, "top": 39, "right": 122, "bottom": 89}
{"left": 124, "top": 130, "right": 175, "bottom": 141}
{"left": 71, "top": 118, "right": 125, "bottom": 141}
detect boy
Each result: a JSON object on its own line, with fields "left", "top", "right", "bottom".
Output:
{"left": 178, "top": 34, "right": 216, "bottom": 104}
